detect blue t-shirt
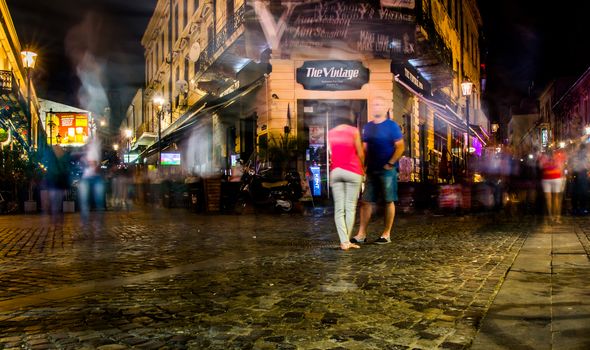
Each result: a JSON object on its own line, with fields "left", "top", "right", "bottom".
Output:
{"left": 362, "top": 119, "right": 403, "bottom": 171}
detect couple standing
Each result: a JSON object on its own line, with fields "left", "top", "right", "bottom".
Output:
{"left": 328, "top": 98, "right": 405, "bottom": 251}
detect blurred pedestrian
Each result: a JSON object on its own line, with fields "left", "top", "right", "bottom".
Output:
{"left": 111, "top": 163, "right": 130, "bottom": 210}
{"left": 352, "top": 97, "right": 404, "bottom": 244}
{"left": 45, "top": 145, "right": 71, "bottom": 224}
{"left": 328, "top": 105, "right": 365, "bottom": 251}
{"left": 571, "top": 143, "right": 589, "bottom": 215}
{"left": 78, "top": 136, "right": 105, "bottom": 225}
{"left": 538, "top": 148, "right": 567, "bottom": 223}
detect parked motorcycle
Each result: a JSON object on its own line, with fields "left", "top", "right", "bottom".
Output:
{"left": 235, "top": 159, "right": 303, "bottom": 213}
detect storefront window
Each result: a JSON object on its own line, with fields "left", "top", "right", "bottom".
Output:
{"left": 434, "top": 117, "right": 447, "bottom": 153}
{"left": 298, "top": 99, "right": 367, "bottom": 199}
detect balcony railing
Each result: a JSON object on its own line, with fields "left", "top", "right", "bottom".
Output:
{"left": 194, "top": 3, "right": 245, "bottom": 77}
{"left": 416, "top": 0, "right": 453, "bottom": 71}
{"left": 0, "top": 70, "right": 17, "bottom": 96}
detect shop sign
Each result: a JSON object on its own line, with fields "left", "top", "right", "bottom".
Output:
{"left": 252, "top": 1, "right": 416, "bottom": 58}
{"left": 297, "top": 60, "right": 369, "bottom": 91}
{"left": 310, "top": 166, "right": 322, "bottom": 196}
{"left": 392, "top": 62, "right": 431, "bottom": 95}
{"left": 46, "top": 112, "right": 90, "bottom": 146}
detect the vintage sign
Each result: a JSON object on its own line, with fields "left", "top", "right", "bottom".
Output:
{"left": 252, "top": 0, "right": 416, "bottom": 58}
{"left": 392, "top": 62, "right": 431, "bottom": 95}
{"left": 297, "top": 60, "right": 369, "bottom": 90}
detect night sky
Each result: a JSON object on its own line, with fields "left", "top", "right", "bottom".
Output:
{"left": 7, "top": 0, "right": 157, "bottom": 124}
{"left": 5, "top": 1, "right": 590, "bottom": 127}
{"left": 478, "top": 0, "right": 590, "bottom": 122}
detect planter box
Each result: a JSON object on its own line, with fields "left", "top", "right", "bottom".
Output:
{"left": 24, "top": 200, "right": 37, "bottom": 213}
{"left": 63, "top": 200, "right": 75, "bottom": 213}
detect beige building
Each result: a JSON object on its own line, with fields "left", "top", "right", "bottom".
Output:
{"left": 138, "top": 0, "right": 486, "bottom": 192}
{"left": 0, "top": 0, "right": 41, "bottom": 152}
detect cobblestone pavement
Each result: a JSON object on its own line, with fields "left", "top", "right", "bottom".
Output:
{"left": 0, "top": 209, "right": 542, "bottom": 349}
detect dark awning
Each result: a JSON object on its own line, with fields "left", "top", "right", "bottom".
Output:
{"left": 140, "top": 76, "right": 265, "bottom": 160}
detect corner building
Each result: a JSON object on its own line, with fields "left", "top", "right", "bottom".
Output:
{"left": 140, "top": 0, "right": 486, "bottom": 198}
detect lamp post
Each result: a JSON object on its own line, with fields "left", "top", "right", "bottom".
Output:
{"left": 153, "top": 96, "right": 165, "bottom": 167}
{"left": 48, "top": 108, "right": 54, "bottom": 146}
{"left": 21, "top": 50, "right": 37, "bottom": 150}
{"left": 461, "top": 80, "right": 473, "bottom": 181}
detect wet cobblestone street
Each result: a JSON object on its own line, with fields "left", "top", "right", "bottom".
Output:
{"left": 0, "top": 209, "right": 537, "bottom": 349}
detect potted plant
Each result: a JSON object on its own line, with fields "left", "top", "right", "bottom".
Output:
{"left": 23, "top": 150, "right": 44, "bottom": 213}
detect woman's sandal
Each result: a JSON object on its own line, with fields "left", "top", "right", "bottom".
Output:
{"left": 341, "top": 242, "right": 361, "bottom": 250}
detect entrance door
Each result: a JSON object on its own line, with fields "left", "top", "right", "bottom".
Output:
{"left": 297, "top": 99, "right": 367, "bottom": 199}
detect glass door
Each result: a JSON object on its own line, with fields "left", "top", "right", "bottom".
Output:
{"left": 298, "top": 99, "right": 367, "bottom": 199}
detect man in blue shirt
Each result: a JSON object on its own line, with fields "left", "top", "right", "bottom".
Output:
{"left": 351, "top": 97, "right": 405, "bottom": 244}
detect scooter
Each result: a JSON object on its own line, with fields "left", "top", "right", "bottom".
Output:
{"left": 235, "top": 162, "right": 303, "bottom": 213}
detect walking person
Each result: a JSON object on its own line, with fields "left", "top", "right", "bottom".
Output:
{"left": 78, "top": 136, "right": 105, "bottom": 225}
{"left": 328, "top": 105, "right": 365, "bottom": 251}
{"left": 352, "top": 97, "right": 404, "bottom": 244}
{"left": 538, "top": 148, "right": 567, "bottom": 224}
{"left": 45, "top": 145, "right": 71, "bottom": 224}
{"left": 571, "top": 143, "right": 589, "bottom": 216}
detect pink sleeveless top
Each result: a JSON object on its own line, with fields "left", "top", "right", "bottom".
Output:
{"left": 328, "top": 125, "right": 364, "bottom": 175}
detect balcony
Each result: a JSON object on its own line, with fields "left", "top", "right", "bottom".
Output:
{"left": 0, "top": 70, "right": 29, "bottom": 149}
{"left": 410, "top": 0, "right": 454, "bottom": 89}
{"left": 0, "top": 70, "right": 18, "bottom": 96}
{"left": 193, "top": 3, "right": 248, "bottom": 92}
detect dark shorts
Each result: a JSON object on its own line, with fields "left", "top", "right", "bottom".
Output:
{"left": 362, "top": 168, "right": 398, "bottom": 203}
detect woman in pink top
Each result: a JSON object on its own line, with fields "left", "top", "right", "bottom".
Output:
{"left": 328, "top": 106, "right": 365, "bottom": 250}
{"left": 538, "top": 149, "right": 567, "bottom": 223}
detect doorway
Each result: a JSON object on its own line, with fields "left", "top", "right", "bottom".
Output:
{"left": 297, "top": 99, "right": 368, "bottom": 199}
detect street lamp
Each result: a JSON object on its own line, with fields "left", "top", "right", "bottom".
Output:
{"left": 21, "top": 50, "right": 37, "bottom": 150}
{"left": 47, "top": 108, "right": 55, "bottom": 146}
{"left": 153, "top": 96, "right": 165, "bottom": 167}
{"left": 461, "top": 80, "right": 473, "bottom": 181}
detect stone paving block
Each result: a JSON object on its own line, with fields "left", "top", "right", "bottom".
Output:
{"left": 553, "top": 234, "right": 586, "bottom": 255}
{"left": 0, "top": 212, "right": 567, "bottom": 349}
{"left": 96, "top": 344, "right": 129, "bottom": 350}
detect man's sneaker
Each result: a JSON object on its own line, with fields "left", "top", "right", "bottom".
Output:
{"left": 350, "top": 237, "right": 366, "bottom": 244}
{"left": 374, "top": 237, "right": 391, "bottom": 244}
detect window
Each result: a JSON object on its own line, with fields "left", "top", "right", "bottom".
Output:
{"left": 447, "top": 0, "right": 453, "bottom": 18}
{"left": 183, "top": 0, "right": 188, "bottom": 32}
{"left": 434, "top": 117, "right": 448, "bottom": 153}
{"left": 156, "top": 43, "right": 159, "bottom": 68}
{"left": 161, "top": 34, "right": 165, "bottom": 63}
{"left": 194, "top": 0, "right": 199, "bottom": 14}
{"left": 174, "top": 3, "right": 179, "bottom": 44}
{"left": 146, "top": 56, "right": 150, "bottom": 83}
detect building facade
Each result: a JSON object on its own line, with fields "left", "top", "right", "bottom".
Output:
{"left": 0, "top": 0, "right": 41, "bottom": 153}
{"left": 137, "top": 0, "right": 487, "bottom": 195}
{"left": 552, "top": 67, "right": 590, "bottom": 146}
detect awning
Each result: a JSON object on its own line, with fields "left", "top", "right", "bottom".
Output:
{"left": 132, "top": 131, "right": 157, "bottom": 150}
{"left": 394, "top": 74, "right": 487, "bottom": 146}
{"left": 395, "top": 74, "right": 467, "bottom": 131}
{"left": 170, "top": 75, "right": 265, "bottom": 137}
{"left": 139, "top": 76, "right": 265, "bottom": 160}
